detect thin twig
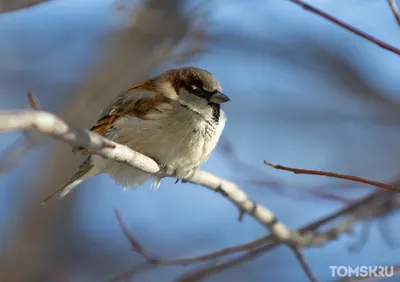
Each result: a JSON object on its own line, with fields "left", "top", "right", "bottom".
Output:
{"left": 176, "top": 244, "right": 276, "bottom": 282}
{"left": 309, "top": 189, "right": 353, "bottom": 204}
{"left": 289, "top": 0, "right": 400, "bottom": 56}
{"left": 27, "top": 92, "right": 42, "bottom": 111}
{"left": 264, "top": 160, "right": 400, "bottom": 192}
{"left": 290, "top": 246, "right": 318, "bottom": 282}
{"left": 388, "top": 0, "right": 400, "bottom": 27}
{"left": 111, "top": 228, "right": 271, "bottom": 281}
{"left": 114, "top": 209, "right": 158, "bottom": 263}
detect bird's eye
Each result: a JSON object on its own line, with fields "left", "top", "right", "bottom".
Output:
{"left": 194, "top": 88, "right": 204, "bottom": 95}
{"left": 191, "top": 85, "right": 204, "bottom": 96}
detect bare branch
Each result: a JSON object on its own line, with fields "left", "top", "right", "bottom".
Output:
{"left": 291, "top": 246, "right": 318, "bottom": 282}
{"left": 264, "top": 160, "right": 400, "bottom": 192}
{"left": 27, "top": 92, "right": 42, "bottom": 111}
{"left": 175, "top": 244, "right": 276, "bottom": 282}
{"left": 289, "top": 0, "right": 400, "bottom": 56}
{"left": 388, "top": 0, "right": 400, "bottom": 27}
{"left": 114, "top": 209, "right": 158, "bottom": 263}
{"left": 188, "top": 171, "right": 302, "bottom": 243}
{"left": 308, "top": 189, "right": 354, "bottom": 204}
{"left": 0, "top": 110, "right": 161, "bottom": 175}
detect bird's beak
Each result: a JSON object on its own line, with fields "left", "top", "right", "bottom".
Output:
{"left": 209, "top": 91, "right": 230, "bottom": 104}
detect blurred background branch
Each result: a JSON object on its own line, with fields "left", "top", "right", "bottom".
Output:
{"left": 0, "top": 0, "right": 51, "bottom": 14}
{"left": 387, "top": 0, "right": 400, "bottom": 27}
{"left": 290, "top": 0, "right": 400, "bottom": 55}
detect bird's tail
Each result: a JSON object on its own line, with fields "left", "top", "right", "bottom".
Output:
{"left": 42, "top": 159, "right": 96, "bottom": 205}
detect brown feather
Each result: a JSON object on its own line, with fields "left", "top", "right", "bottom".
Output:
{"left": 89, "top": 80, "right": 169, "bottom": 136}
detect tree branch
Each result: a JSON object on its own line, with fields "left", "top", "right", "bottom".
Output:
{"left": 114, "top": 209, "right": 158, "bottom": 263}
{"left": 388, "top": 0, "right": 400, "bottom": 27}
{"left": 289, "top": 0, "right": 400, "bottom": 56}
{"left": 0, "top": 110, "right": 160, "bottom": 174}
{"left": 264, "top": 160, "right": 400, "bottom": 192}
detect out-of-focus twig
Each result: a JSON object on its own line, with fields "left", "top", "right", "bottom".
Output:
{"left": 27, "top": 91, "right": 41, "bottom": 111}
{"left": 388, "top": 0, "right": 400, "bottom": 27}
{"left": 264, "top": 160, "right": 400, "bottom": 192}
{"left": 308, "top": 189, "right": 353, "bottom": 204}
{"left": 0, "top": 92, "right": 44, "bottom": 175}
{"left": 291, "top": 246, "right": 319, "bottom": 282}
{"left": 0, "top": 0, "right": 50, "bottom": 14}
{"left": 114, "top": 209, "right": 157, "bottom": 263}
{"left": 289, "top": 0, "right": 400, "bottom": 56}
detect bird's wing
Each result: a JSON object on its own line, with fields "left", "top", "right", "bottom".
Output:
{"left": 89, "top": 79, "right": 170, "bottom": 136}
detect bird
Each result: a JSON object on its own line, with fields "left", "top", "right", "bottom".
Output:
{"left": 43, "top": 67, "right": 230, "bottom": 204}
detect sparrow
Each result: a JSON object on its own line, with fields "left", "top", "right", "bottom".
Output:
{"left": 43, "top": 67, "right": 230, "bottom": 203}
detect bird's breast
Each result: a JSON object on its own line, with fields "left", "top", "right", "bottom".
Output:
{"left": 111, "top": 106, "right": 226, "bottom": 175}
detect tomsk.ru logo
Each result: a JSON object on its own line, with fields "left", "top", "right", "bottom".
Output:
{"left": 329, "top": 266, "right": 394, "bottom": 278}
